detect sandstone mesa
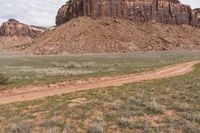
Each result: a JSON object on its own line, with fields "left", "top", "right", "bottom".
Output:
{"left": 56, "top": 0, "right": 200, "bottom": 27}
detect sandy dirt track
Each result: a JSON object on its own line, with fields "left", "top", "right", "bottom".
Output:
{"left": 0, "top": 60, "right": 199, "bottom": 105}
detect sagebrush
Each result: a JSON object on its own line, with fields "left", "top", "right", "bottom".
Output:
{"left": 0, "top": 73, "right": 9, "bottom": 85}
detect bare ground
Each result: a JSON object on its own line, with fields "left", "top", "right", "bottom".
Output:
{"left": 0, "top": 60, "right": 199, "bottom": 105}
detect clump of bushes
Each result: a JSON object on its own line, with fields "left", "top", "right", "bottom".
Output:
{"left": 172, "top": 102, "right": 191, "bottom": 112}
{"left": 183, "top": 113, "right": 200, "bottom": 123}
{"left": 10, "top": 123, "right": 32, "bottom": 133}
{"left": 145, "top": 100, "right": 164, "bottom": 114}
{"left": 118, "top": 117, "right": 132, "bottom": 129}
{"left": 65, "top": 61, "right": 81, "bottom": 68}
{"left": 87, "top": 123, "right": 104, "bottom": 133}
{"left": 0, "top": 73, "right": 9, "bottom": 85}
{"left": 51, "top": 61, "right": 81, "bottom": 69}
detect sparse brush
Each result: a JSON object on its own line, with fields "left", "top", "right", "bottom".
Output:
{"left": 62, "top": 123, "right": 71, "bottom": 132}
{"left": 10, "top": 123, "right": 32, "bottom": 133}
{"left": 82, "top": 62, "right": 96, "bottom": 68}
{"left": 122, "top": 109, "right": 134, "bottom": 118}
{"left": 133, "top": 119, "right": 150, "bottom": 130}
{"left": 145, "top": 100, "right": 164, "bottom": 114}
{"left": 109, "top": 103, "right": 119, "bottom": 110}
{"left": 0, "top": 73, "right": 9, "bottom": 85}
{"left": 41, "top": 119, "right": 64, "bottom": 128}
{"left": 105, "top": 111, "right": 115, "bottom": 121}
{"left": 120, "top": 101, "right": 137, "bottom": 111}
{"left": 45, "top": 128, "right": 60, "bottom": 133}
{"left": 172, "top": 102, "right": 192, "bottom": 112}
{"left": 183, "top": 113, "right": 200, "bottom": 123}
{"left": 51, "top": 61, "right": 81, "bottom": 69}
{"left": 118, "top": 117, "right": 132, "bottom": 129}
{"left": 183, "top": 124, "right": 200, "bottom": 133}
{"left": 87, "top": 123, "right": 104, "bottom": 133}
{"left": 129, "top": 94, "right": 145, "bottom": 106}
{"left": 96, "top": 115, "right": 104, "bottom": 123}
{"left": 65, "top": 61, "right": 81, "bottom": 68}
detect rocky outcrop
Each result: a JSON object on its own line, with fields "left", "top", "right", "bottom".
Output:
{"left": 192, "top": 8, "right": 200, "bottom": 27}
{"left": 0, "top": 19, "right": 45, "bottom": 37}
{"left": 0, "top": 19, "right": 46, "bottom": 49}
{"left": 56, "top": 0, "right": 200, "bottom": 27}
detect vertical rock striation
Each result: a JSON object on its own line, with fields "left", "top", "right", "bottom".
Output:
{"left": 56, "top": 0, "right": 200, "bottom": 27}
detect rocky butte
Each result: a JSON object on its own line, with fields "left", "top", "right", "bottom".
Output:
{"left": 56, "top": 0, "right": 200, "bottom": 27}
{"left": 0, "top": 19, "right": 46, "bottom": 49}
{"left": 0, "top": 19, "right": 45, "bottom": 37}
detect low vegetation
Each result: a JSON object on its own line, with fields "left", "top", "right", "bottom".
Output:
{"left": 88, "top": 123, "right": 104, "bottom": 133}
{"left": 0, "top": 62, "right": 199, "bottom": 132}
{"left": 0, "top": 73, "right": 9, "bottom": 85}
{"left": 1, "top": 50, "right": 200, "bottom": 89}
{"left": 0, "top": 51, "right": 200, "bottom": 132}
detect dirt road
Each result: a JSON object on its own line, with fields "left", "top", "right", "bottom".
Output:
{"left": 0, "top": 60, "right": 199, "bottom": 105}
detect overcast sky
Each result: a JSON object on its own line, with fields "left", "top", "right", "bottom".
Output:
{"left": 0, "top": 0, "right": 199, "bottom": 27}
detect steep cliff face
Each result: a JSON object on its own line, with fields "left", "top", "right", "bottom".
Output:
{"left": 0, "top": 19, "right": 45, "bottom": 37}
{"left": 192, "top": 8, "right": 200, "bottom": 27}
{"left": 56, "top": 0, "right": 200, "bottom": 27}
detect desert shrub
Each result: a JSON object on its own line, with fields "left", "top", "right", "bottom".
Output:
{"left": 0, "top": 73, "right": 9, "bottom": 85}
{"left": 172, "top": 102, "right": 192, "bottom": 112}
{"left": 118, "top": 117, "right": 132, "bottom": 129}
{"left": 122, "top": 109, "right": 134, "bottom": 118}
{"left": 133, "top": 120, "right": 151, "bottom": 130}
{"left": 183, "top": 125, "right": 200, "bottom": 133}
{"left": 41, "top": 119, "right": 64, "bottom": 128}
{"left": 82, "top": 62, "right": 96, "bottom": 68}
{"left": 128, "top": 95, "right": 145, "bottom": 106}
{"left": 45, "top": 128, "right": 60, "bottom": 133}
{"left": 10, "top": 123, "right": 32, "bottom": 133}
{"left": 105, "top": 111, "right": 115, "bottom": 121}
{"left": 87, "top": 123, "right": 104, "bottom": 133}
{"left": 51, "top": 61, "right": 81, "bottom": 69}
{"left": 145, "top": 100, "right": 164, "bottom": 114}
{"left": 183, "top": 113, "right": 200, "bottom": 123}
{"left": 65, "top": 61, "right": 81, "bottom": 68}
{"left": 109, "top": 103, "right": 119, "bottom": 110}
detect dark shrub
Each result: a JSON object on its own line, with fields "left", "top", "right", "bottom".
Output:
{"left": 0, "top": 73, "right": 9, "bottom": 85}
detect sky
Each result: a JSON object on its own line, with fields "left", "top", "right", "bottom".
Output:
{"left": 0, "top": 0, "right": 66, "bottom": 27}
{"left": 0, "top": 0, "right": 199, "bottom": 27}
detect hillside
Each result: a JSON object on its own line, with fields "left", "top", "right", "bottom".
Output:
{"left": 25, "top": 17, "right": 200, "bottom": 54}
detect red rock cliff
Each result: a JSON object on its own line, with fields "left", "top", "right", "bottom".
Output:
{"left": 0, "top": 19, "right": 45, "bottom": 37}
{"left": 56, "top": 0, "right": 200, "bottom": 27}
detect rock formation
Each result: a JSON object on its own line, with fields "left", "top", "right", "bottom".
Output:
{"left": 56, "top": 0, "right": 200, "bottom": 27}
{"left": 0, "top": 19, "right": 46, "bottom": 49}
{"left": 27, "top": 17, "right": 200, "bottom": 54}
{"left": 0, "top": 19, "right": 45, "bottom": 37}
{"left": 193, "top": 8, "right": 200, "bottom": 26}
